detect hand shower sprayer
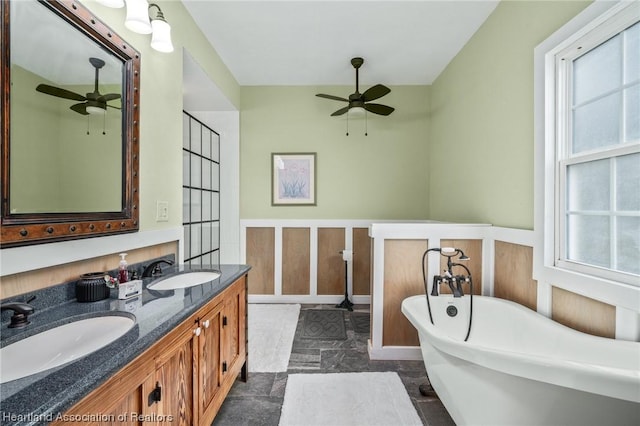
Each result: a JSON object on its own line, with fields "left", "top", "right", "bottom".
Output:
{"left": 421, "top": 247, "right": 474, "bottom": 342}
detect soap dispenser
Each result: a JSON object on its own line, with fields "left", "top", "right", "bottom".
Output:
{"left": 118, "top": 253, "right": 129, "bottom": 283}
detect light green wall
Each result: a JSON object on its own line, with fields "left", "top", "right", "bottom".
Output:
{"left": 10, "top": 66, "right": 61, "bottom": 212}
{"left": 80, "top": 0, "right": 240, "bottom": 231}
{"left": 240, "top": 85, "right": 430, "bottom": 219}
{"left": 428, "top": 0, "right": 591, "bottom": 229}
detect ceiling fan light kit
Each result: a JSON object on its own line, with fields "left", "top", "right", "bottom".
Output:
{"left": 316, "top": 57, "right": 395, "bottom": 135}
{"left": 85, "top": 102, "right": 107, "bottom": 116}
{"left": 348, "top": 106, "right": 366, "bottom": 116}
{"left": 98, "top": 0, "right": 174, "bottom": 53}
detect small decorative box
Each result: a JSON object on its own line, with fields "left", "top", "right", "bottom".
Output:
{"left": 116, "top": 279, "right": 143, "bottom": 300}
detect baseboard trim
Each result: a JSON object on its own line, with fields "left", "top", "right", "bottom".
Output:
{"left": 248, "top": 294, "right": 371, "bottom": 305}
{"left": 367, "top": 340, "right": 423, "bottom": 361}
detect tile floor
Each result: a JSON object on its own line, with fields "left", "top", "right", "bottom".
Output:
{"left": 212, "top": 304, "right": 455, "bottom": 426}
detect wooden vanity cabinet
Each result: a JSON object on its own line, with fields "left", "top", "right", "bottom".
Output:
{"left": 52, "top": 275, "right": 247, "bottom": 426}
{"left": 198, "top": 277, "right": 246, "bottom": 424}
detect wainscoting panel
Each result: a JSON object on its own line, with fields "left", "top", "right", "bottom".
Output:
{"left": 494, "top": 241, "right": 537, "bottom": 311}
{"left": 439, "top": 239, "right": 483, "bottom": 295}
{"left": 382, "top": 239, "right": 427, "bottom": 347}
{"left": 317, "top": 228, "right": 346, "bottom": 295}
{"left": 353, "top": 228, "right": 371, "bottom": 295}
{"left": 242, "top": 221, "right": 633, "bottom": 359}
{"left": 552, "top": 287, "right": 616, "bottom": 339}
{"left": 245, "top": 227, "right": 275, "bottom": 295}
{"left": 282, "top": 228, "right": 310, "bottom": 295}
{"left": 241, "top": 220, "right": 373, "bottom": 302}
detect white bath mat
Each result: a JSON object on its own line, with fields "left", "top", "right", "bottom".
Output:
{"left": 248, "top": 303, "right": 300, "bottom": 372}
{"left": 279, "top": 372, "right": 422, "bottom": 426}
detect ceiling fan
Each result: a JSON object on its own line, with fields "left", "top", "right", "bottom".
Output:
{"left": 35, "top": 57, "right": 121, "bottom": 116}
{"left": 316, "top": 57, "right": 394, "bottom": 117}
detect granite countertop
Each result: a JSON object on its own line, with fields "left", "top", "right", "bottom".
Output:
{"left": 0, "top": 264, "right": 251, "bottom": 426}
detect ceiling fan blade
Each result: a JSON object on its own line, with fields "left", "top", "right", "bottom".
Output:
{"left": 36, "top": 84, "right": 86, "bottom": 101}
{"left": 107, "top": 104, "right": 121, "bottom": 110}
{"left": 362, "top": 84, "right": 391, "bottom": 102}
{"left": 316, "top": 93, "right": 349, "bottom": 102}
{"left": 98, "top": 93, "right": 121, "bottom": 102}
{"left": 364, "top": 103, "right": 395, "bottom": 116}
{"left": 331, "top": 106, "right": 350, "bottom": 116}
{"left": 70, "top": 103, "right": 89, "bottom": 115}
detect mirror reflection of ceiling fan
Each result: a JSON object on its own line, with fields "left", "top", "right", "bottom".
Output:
{"left": 35, "top": 57, "right": 121, "bottom": 115}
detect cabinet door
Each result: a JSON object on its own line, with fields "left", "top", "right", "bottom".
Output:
{"left": 222, "top": 278, "right": 246, "bottom": 376}
{"left": 54, "top": 381, "right": 149, "bottom": 425}
{"left": 198, "top": 301, "right": 223, "bottom": 423}
{"left": 152, "top": 322, "right": 197, "bottom": 425}
{"left": 51, "top": 367, "right": 156, "bottom": 426}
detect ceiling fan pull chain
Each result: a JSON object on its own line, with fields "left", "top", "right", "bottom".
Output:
{"left": 103, "top": 113, "right": 107, "bottom": 135}
{"left": 346, "top": 111, "right": 350, "bottom": 136}
{"left": 365, "top": 111, "right": 368, "bottom": 136}
{"left": 86, "top": 116, "right": 90, "bottom": 135}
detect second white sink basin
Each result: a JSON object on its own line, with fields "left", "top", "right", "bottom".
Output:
{"left": 0, "top": 315, "right": 135, "bottom": 383}
{"left": 148, "top": 271, "right": 221, "bottom": 290}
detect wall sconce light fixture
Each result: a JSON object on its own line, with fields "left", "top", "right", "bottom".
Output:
{"left": 149, "top": 4, "right": 174, "bottom": 53}
{"left": 96, "top": 0, "right": 174, "bottom": 53}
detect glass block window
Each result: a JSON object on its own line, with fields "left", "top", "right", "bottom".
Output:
{"left": 556, "top": 14, "right": 640, "bottom": 282}
{"left": 183, "top": 112, "right": 220, "bottom": 267}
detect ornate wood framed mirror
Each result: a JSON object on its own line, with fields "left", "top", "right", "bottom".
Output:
{"left": 1, "top": 0, "right": 140, "bottom": 247}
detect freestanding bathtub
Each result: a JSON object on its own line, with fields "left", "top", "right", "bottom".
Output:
{"left": 401, "top": 294, "right": 640, "bottom": 425}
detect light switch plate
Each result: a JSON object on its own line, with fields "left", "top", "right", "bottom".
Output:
{"left": 156, "top": 201, "right": 169, "bottom": 222}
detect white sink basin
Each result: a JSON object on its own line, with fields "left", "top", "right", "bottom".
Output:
{"left": 148, "top": 271, "right": 221, "bottom": 290}
{"left": 0, "top": 315, "right": 134, "bottom": 383}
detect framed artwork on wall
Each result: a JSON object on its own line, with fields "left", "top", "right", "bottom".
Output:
{"left": 271, "top": 153, "right": 316, "bottom": 206}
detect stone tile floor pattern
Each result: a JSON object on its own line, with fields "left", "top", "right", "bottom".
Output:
{"left": 212, "top": 304, "right": 456, "bottom": 426}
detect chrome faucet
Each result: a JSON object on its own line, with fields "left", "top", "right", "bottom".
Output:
{"left": 1, "top": 296, "right": 36, "bottom": 328}
{"left": 142, "top": 259, "right": 174, "bottom": 278}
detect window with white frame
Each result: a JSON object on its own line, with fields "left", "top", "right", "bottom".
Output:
{"left": 553, "top": 4, "right": 639, "bottom": 285}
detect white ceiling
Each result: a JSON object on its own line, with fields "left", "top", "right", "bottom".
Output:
{"left": 12, "top": 0, "right": 122, "bottom": 85}
{"left": 182, "top": 0, "right": 499, "bottom": 88}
